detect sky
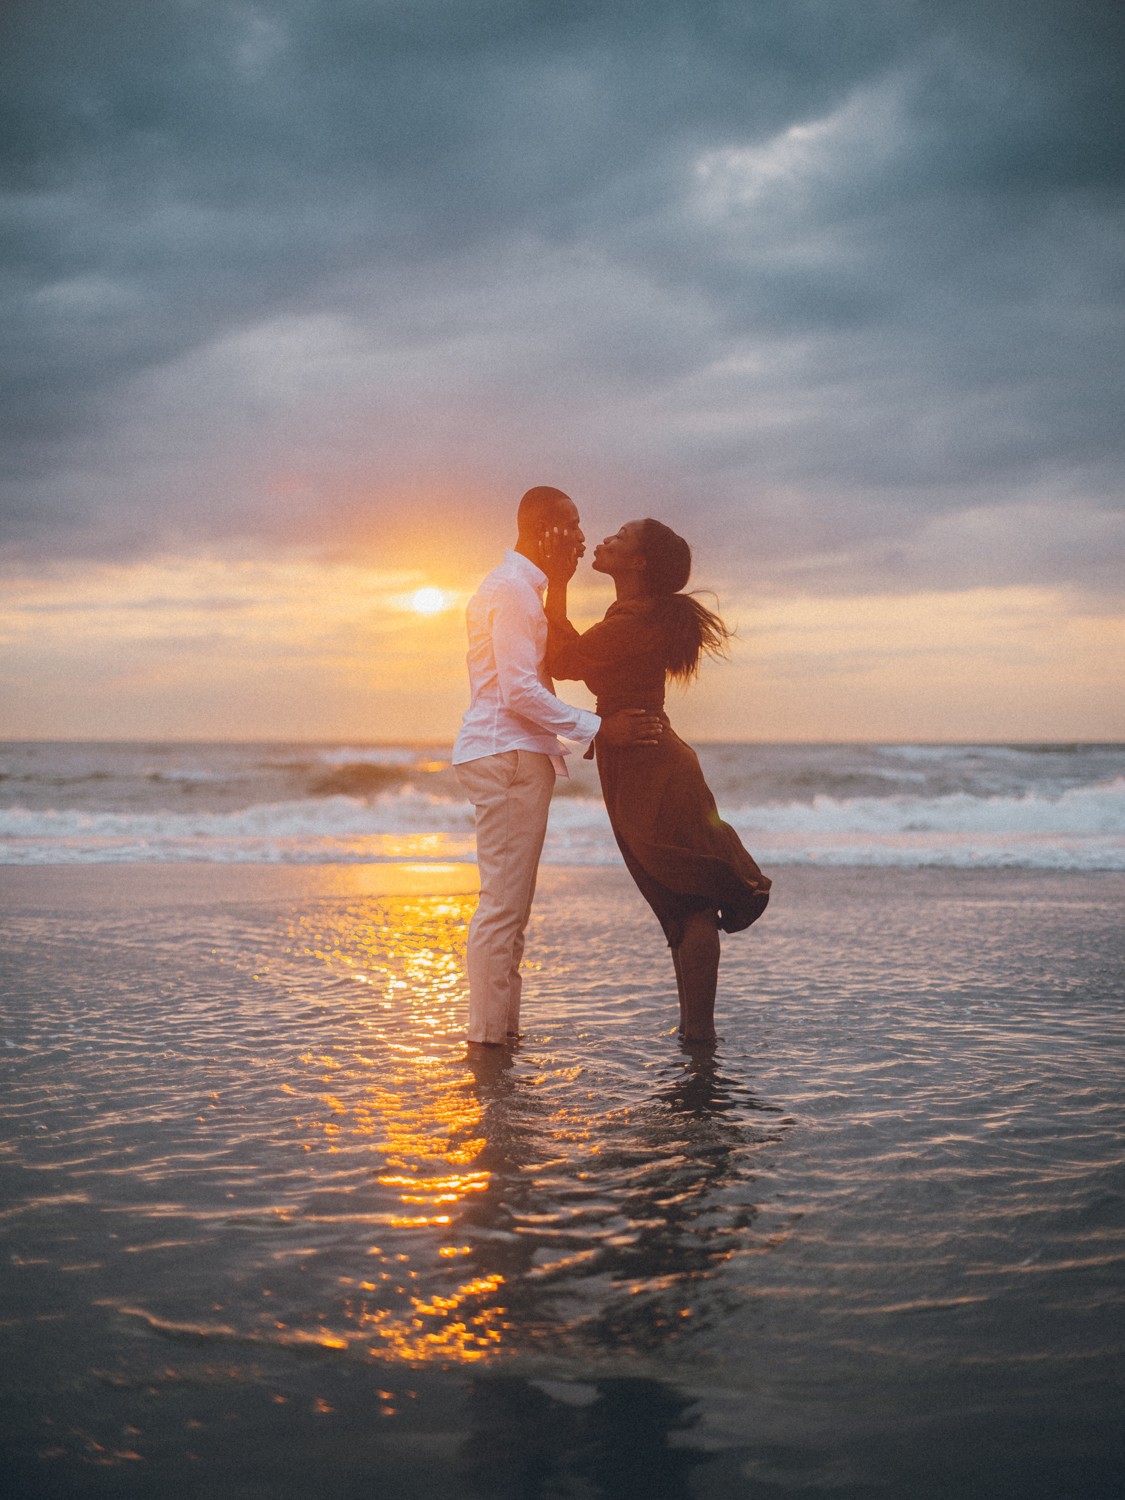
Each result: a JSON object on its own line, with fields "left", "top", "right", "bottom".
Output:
{"left": 2, "top": 0, "right": 1123, "bottom": 741}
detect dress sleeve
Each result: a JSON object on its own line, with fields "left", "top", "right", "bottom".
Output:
{"left": 546, "top": 611, "right": 640, "bottom": 684}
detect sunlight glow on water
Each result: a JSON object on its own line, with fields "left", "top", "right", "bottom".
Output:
{"left": 1, "top": 864, "right": 1123, "bottom": 1495}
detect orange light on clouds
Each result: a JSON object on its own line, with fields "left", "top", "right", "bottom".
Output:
{"left": 681, "top": 584, "right": 1125, "bottom": 742}
{"left": 0, "top": 553, "right": 1122, "bottom": 741}
{"left": 0, "top": 552, "right": 472, "bottom": 740}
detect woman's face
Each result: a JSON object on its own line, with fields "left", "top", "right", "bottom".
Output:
{"left": 592, "top": 520, "right": 646, "bottom": 578}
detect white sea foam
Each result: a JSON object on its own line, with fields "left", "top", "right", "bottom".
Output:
{"left": 0, "top": 790, "right": 476, "bottom": 835}
{"left": 2, "top": 776, "right": 1124, "bottom": 868}
{"left": 732, "top": 778, "right": 1125, "bottom": 836}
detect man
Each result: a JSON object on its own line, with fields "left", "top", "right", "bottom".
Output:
{"left": 453, "top": 486, "right": 662, "bottom": 1047}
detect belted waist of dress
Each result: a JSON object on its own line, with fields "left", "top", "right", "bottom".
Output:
{"left": 595, "top": 699, "right": 667, "bottom": 717}
{"left": 587, "top": 701, "right": 668, "bottom": 758}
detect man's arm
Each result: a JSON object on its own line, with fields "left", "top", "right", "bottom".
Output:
{"left": 491, "top": 582, "right": 601, "bottom": 744}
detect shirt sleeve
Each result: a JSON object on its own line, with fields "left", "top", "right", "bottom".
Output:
{"left": 492, "top": 583, "right": 600, "bottom": 744}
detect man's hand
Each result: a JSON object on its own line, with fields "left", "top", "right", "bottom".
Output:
{"left": 599, "top": 708, "right": 664, "bottom": 747}
{"left": 538, "top": 524, "right": 582, "bottom": 583}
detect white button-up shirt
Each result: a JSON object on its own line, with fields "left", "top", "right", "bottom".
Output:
{"left": 452, "top": 550, "right": 600, "bottom": 770}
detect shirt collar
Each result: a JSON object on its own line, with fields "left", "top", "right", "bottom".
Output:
{"left": 505, "top": 548, "right": 547, "bottom": 593}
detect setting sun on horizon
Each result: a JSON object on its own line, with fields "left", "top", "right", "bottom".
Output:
{"left": 411, "top": 587, "right": 450, "bottom": 616}
{"left": 1, "top": 544, "right": 1122, "bottom": 743}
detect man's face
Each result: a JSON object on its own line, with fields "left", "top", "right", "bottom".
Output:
{"left": 549, "top": 498, "right": 585, "bottom": 560}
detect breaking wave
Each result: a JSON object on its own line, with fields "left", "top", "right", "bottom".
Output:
{"left": 1, "top": 777, "right": 1123, "bottom": 869}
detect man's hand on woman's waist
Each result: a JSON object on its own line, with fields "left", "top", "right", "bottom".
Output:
{"left": 599, "top": 709, "right": 664, "bottom": 747}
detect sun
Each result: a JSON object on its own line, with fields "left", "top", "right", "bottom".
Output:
{"left": 410, "top": 587, "right": 447, "bottom": 615}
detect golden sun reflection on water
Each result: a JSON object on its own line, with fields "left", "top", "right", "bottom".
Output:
{"left": 282, "top": 880, "right": 518, "bottom": 1364}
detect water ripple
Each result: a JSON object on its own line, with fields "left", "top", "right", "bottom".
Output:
{"left": 1, "top": 865, "right": 1123, "bottom": 1493}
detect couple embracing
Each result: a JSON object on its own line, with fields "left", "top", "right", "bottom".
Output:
{"left": 452, "top": 486, "right": 770, "bottom": 1047}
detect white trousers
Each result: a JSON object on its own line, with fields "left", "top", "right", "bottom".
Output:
{"left": 455, "top": 750, "right": 555, "bottom": 1043}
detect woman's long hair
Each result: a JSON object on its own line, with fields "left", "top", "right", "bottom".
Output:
{"left": 637, "top": 519, "right": 732, "bottom": 681}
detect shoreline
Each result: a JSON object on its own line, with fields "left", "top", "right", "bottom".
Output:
{"left": 3, "top": 857, "right": 1124, "bottom": 902}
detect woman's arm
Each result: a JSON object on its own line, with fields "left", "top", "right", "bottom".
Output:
{"left": 540, "top": 528, "right": 587, "bottom": 680}
{"left": 547, "top": 606, "right": 647, "bottom": 683}
{"left": 544, "top": 569, "right": 571, "bottom": 633}
{"left": 545, "top": 611, "right": 587, "bottom": 681}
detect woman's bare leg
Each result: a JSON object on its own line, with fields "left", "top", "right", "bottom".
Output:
{"left": 677, "top": 911, "right": 720, "bottom": 1042}
{"left": 671, "top": 942, "right": 686, "bottom": 1029}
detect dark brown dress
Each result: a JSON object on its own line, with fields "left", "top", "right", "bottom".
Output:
{"left": 547, "top": 600, "right": 771, "bottom": 947}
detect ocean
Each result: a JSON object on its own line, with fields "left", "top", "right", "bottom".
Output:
{"left": 2, "top": 742, "right": 1123, "bottom": 1497}
{"left": 2, "top": 739, "right": 1123, "bottom": 869}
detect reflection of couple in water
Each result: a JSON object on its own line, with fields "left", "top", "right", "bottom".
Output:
{"left": 453, "top": 486, "right": 770, "bottom": 1046}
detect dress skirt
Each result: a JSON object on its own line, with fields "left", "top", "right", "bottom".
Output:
{"left": 546, "top": 598, "right": 771, "bottom": 948}
{"left": 596, "top": 722, "right": 770, "bottom": 948}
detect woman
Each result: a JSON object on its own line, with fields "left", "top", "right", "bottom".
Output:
{"left": 544, "top": 518, "right": 770, "bottom": 1043}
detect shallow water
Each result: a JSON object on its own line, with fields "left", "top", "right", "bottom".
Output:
{"left": 2, "top": 864, "right": 1123, "bottom": 1497}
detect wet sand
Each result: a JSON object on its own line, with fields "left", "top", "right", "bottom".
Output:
{"left": 2, "top": 864, "right": 1123, "bottom": 1497}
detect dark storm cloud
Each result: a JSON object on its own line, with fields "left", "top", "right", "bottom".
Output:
{"left": 1, "top": 0, "right": 1122, "bottom": 590}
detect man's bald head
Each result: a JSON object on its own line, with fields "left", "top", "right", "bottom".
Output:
{"left": 515, "top": 485, "right": 584, "bottom": 570}
{"left": 517, "top": 486, "right": 574, "bottom": 531}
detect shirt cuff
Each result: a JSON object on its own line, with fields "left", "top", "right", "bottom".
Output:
{"left": 559, "top": 711, "right": 600, "bottom": 746}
